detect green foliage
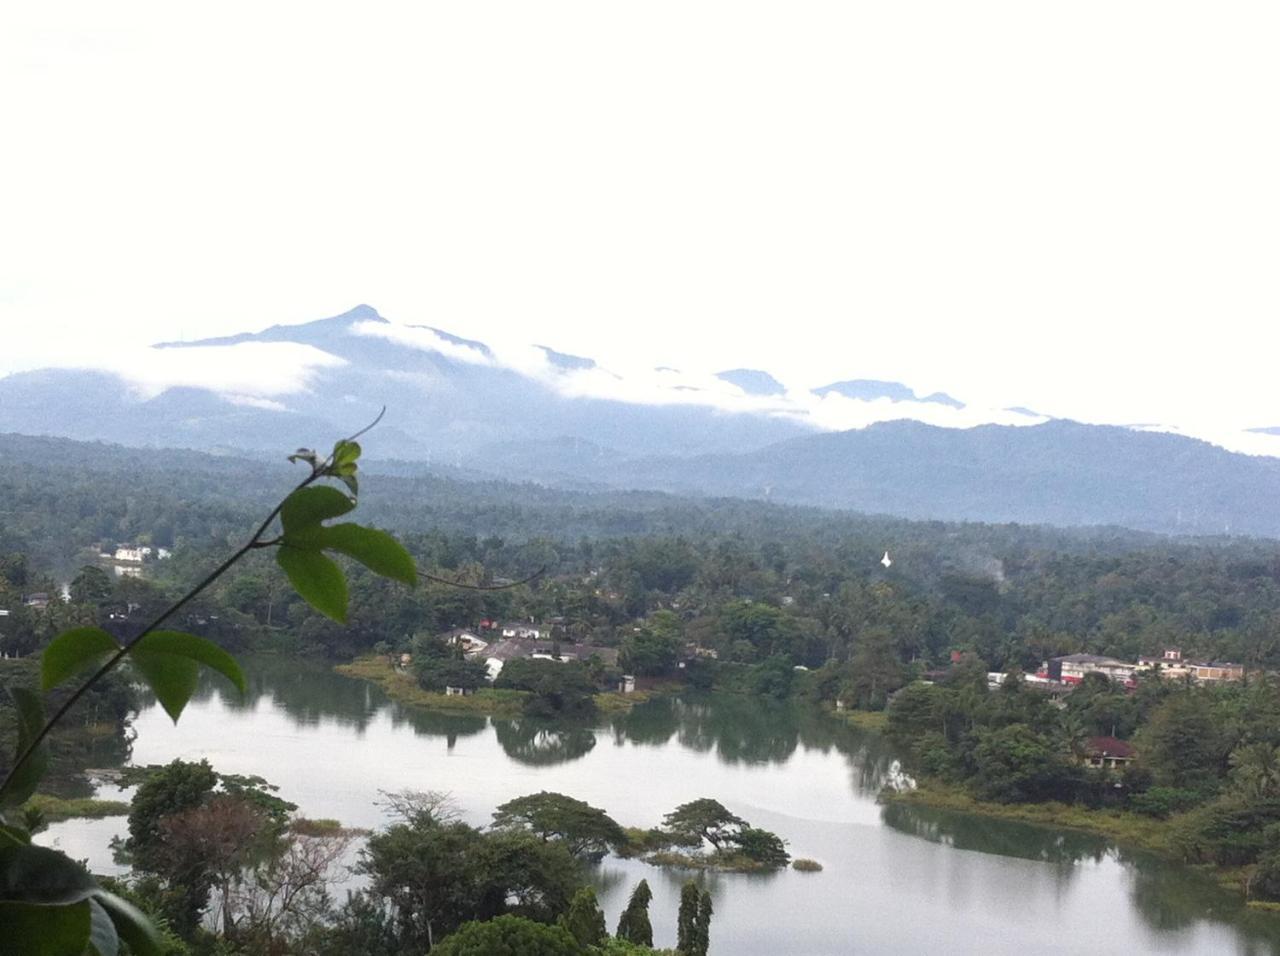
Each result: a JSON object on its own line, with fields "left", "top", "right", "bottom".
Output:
{"left": 492, "top": 791, "right": 627, "bottom": 861}
{"left": 359, "top": 803, "right": 582, "bottom": 954}
{"left": 1137, "top": 692, "right": 1228, "bottom": 792}
{"left": 0, "top": 689, "right": 48, "bottom": 809}
{"left": 497, "top": 660, "right": 599, "bottom": 719}
{"left": 733, "top": 826, "right": 790, "bottom": 867}
{"left": 558, "top": 887, "right": 607, "bottom": 947}
{"left": 0, "top": 844, "right": 162, "bottom": 956}
{"left": 676, "top": 881, "right": 699, "bottom": 953}
{"left": 971, "top": 724, "right": 1079, "bottom": 804}
{"left": 432, "top": 915, "right": 584, "bottom": 956}
{"left": 615, "top": 879, "right": 653, "bottom": 948}
{"left": 662, "top": 799, "right": 745, "bottom": 853}
{"left": 40, "top": 627, "right": 119, "bottom": 691}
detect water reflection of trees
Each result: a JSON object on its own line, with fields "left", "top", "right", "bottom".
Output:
{"left": 197, "top": 657, "right": 387, "bottom": 732}
{"left": 880, "top": 802, "right": 1109, "bottom": 866}
{"left": 884, "top": 802, "right": 1280, "bottom": 952}
{"left": 607, "top": 695, "right": 899, "bottom": 793}
{"left": 493, "top": 718, "right": 597, "bottom": 766}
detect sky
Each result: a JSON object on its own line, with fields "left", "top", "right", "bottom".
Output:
{"left": 2, "top": 2, "right": 1278, "bottom": 443}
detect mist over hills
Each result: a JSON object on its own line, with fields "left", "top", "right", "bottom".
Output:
{"left": 3, "top": 305, "right": 1279, "bottom": 537}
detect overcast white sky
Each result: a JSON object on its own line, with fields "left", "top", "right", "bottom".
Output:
{"left": 2, "top": 2, "right": 1277, "bottom": 437}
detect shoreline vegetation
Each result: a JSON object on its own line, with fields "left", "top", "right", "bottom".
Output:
{"left": 25, "top": 793, "right": 131, "bottom": 821}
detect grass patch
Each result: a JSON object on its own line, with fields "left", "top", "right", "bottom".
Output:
{"left": 792, "top": 858, "right": 823, "bottom": 872}
{"left": 26, "top": 794, "right": 130, "bottom": 822}
{"left": 834, "top": 709, "right": 889, "bottom": 731}
{"left": 335, "top": 657, "right": 527, "bottom": 716}
{"left": 291, "top": 817, "right": 370, "bottom": 838}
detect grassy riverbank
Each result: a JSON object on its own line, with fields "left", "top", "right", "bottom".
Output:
{"left": 335, "top": 655, "right": 659, "bottom": 718}
{"left": 831, "top": 708, "right": 889, "bottom": 732}
{"left": 26, "top": 794, "right": 131, "bottom": 821}
{"left": 335, "top": 656, "right": 528, "bottom": 715}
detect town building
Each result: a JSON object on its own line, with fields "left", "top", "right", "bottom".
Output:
{"left": 1043, "top": 654, "right": 1136, "bottom": 683}
{"left": 1081, "top": 736, "right": 1136, "bottom": 770}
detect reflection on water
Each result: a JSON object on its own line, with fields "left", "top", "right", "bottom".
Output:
{"left": 881, "top": 801, "right": 1112, "bottom": 866}
{"left": 55, "top": 656, "right": 1280, "bottom": 956}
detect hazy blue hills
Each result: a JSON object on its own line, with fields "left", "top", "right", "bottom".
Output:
{"left": 4, "top": 305, "right": 1280, "bottom": 537}
{"left": 603, "top": 420, "right": 1280, "bottom": 537}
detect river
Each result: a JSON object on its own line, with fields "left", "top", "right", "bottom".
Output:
{"left": 37, "top": 658, "right": 1280, "bottom": 955}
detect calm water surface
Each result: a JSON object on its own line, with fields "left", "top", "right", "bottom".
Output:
{"left": 39, "top": 659, "right": 1280, "bottom": 955}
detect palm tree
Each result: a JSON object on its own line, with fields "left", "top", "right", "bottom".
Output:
{"left": 1229, "top": 742, "right": 1280, "bottom": 800}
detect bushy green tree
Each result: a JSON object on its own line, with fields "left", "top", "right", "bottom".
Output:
{"left": 492, "top": 791, "right": 627, "bottom": 860}
{"left": 662, "top": 799, "right": 744, "bottom": 852}
{"left": 432, "top": 915, "right": 584, "bottom": 955}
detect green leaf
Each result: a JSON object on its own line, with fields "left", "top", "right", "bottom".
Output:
{"left": 88, "top": 897, "right": 120, "bottom": 956}
{"left": 280, "top": 486, "right": 354, "bottom": 535}
{"left": 129, "top": 629, "right": 248, "bottom": 724}
{"left": 314, "top": 523, "right": 417, "bottom": 585}
{"left": 276, "top": 546, "right": 348, "bottom": 622}
{"left": 331, "top": 439, "right": 361, "bottom": 469}
{"left": 133, "top": 631, "right": 246, "bottom": 695}
{"left": 0, "top": 900, "right": 91, "bottom": 955}
{"left": 93, "top": 891, "right": 162, "bottom": 956}
{"left": 0, "top": 689, "right": 48, "bottom": 809}
{"left": 128, "top": 649, "right": 198, "bottom": 724}
{"left": 0, "top": 844, "right": 98, "bottom": 904}
{"left": 41, "top": 627, "right": 120, "bottom": 691}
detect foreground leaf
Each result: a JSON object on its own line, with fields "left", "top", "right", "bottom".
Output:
{"left": 42, "top": 627, "right": 120, "bottom": 691}
{"left": 128, "top": 649, "right": 198, "bottom": 724}
{"left": 133, "top": 631, "right": 246, "bottom": 695}
{"left": 276, "top": 546, "right": 348, "bottom": 622}
{"left": 0, "top": 689, "right": 49, "bottom": 809}
{"left": 88, "top": 897, "right": 120, "bottom": 956}
{"left": 314, "top": 523, "right": 417, "bottom": 585}
{"left": 93, "top": 891, "right": 162, "bottom": 956}
{"left": 0, "top": 844, "right": 98, "bottom": 904}
{"left": 0, "top": 899, "right": 91, "bottom": 955}
{"left": 280, "top": 486, "right": 354, "bottom": 535}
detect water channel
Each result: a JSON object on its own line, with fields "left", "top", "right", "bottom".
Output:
{"left": 38, "top": 658, "right": 1280, "bottom": 955}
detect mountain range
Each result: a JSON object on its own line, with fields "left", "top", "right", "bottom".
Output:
{"left": 3, "top": 305, "right": 1279, "bottom": 537}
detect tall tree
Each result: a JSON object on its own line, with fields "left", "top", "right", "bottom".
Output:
{"left": 615, "top": 879, "right": 653, "bottom": 947}
{"left": 559, "top": 886, "right": 607, "bottom": 948}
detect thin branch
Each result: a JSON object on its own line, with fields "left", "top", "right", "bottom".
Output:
{"left": 343, "top": 406, "right": 386, "bottom": 444}
{"left": 417, "top": 567, "right": 546, "bottom": 591}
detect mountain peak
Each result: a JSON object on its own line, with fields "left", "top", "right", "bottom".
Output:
{"left": 716, "top": 368, "right": 786, "bottom": 396}
{"left": 812, "top": 379, "right": 965, "bottom": 409}
{"left": 338, "top": 304, "right": 387, "bottom": 323}
{"left": 537, "top": 346, "right": 596, "bottom": 371}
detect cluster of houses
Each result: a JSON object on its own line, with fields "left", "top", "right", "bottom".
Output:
{"left": 1038, "top": 647, "right": 1245, "bottom": 688}
{"left": 101, "top": 544, "right": 171, "bottom": 579}
{"left": 405, "top": 622, "right": 630, "bottom": 695}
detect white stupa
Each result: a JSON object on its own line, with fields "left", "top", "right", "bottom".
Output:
{"left": 881, "top": 551, "right": 892, "bottom": 568}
